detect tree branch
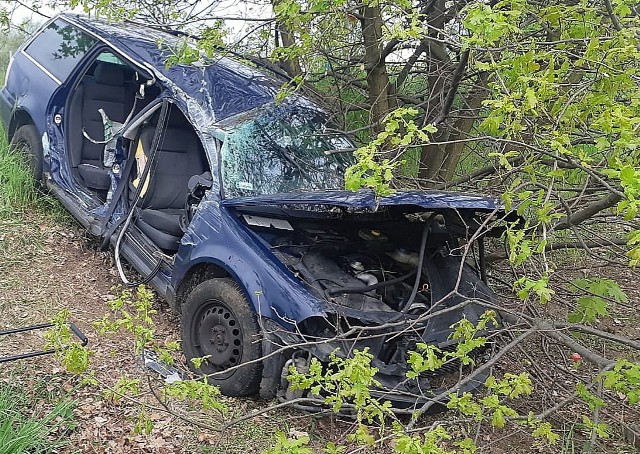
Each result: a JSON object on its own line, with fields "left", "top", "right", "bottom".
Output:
{"left": 407, "top": 329, "right": 536, "bottom": 427}
{"left": 432, "top": 49, "right": 470, "bottom": 126}
{"left": 485, "top": 238, "right": 628, "bottom": 263}
{"left": 603, "top": 0, "right": 623, "bottom": 31}
{"left": 554, "top": 192, "right": 623, "bottom": 231}
{"left": 380, "top": 0, "right": 438, "bottom": 60}
{"left": 395, "top": 39, "right": 428, "bottom": 90}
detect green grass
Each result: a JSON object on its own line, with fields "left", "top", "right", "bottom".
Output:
{"left": 0, "top": 126, "right": 71, "bottom": 223}
{"left": 0, "top": 132, "right": 38, "bottom": 214}
{"left": 0, "top": 382, "right": 76, "bottom": 454}
{"left": 0, "top": 125, "right": 79, "bottom": 452}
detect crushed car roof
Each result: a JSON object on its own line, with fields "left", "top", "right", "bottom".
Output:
{"left": 61, "top": 13, "right": 281, "bottom": 122}
{"left": 58, "top": 14, "right": 501, "bottom": 212}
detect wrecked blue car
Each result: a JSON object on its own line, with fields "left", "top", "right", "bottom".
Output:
{"left": 1, "top": 14, "right": 503, "bottom": 410}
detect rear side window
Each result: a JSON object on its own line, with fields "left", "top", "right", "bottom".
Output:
{"left": 24, "top": 19, "right": 96, "bottom": 82}
{"left": 96, "top": 52, "right": 127, "bottom": 66}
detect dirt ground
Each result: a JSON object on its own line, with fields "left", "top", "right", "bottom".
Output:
{"left": 1, "top": 211, "right": 639, "bottom": 453}
{"left": 0, "top": 212, "right": 349, "bottom": 453}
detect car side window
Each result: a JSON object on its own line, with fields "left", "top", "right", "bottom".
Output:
{"left": 95, "top": 51, "right": 128, "bottom": 66}
{"left": 24, "top": 19, "right": 97, "bottom": 83}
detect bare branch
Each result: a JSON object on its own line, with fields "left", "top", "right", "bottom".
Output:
{"left": 603, "top": 0, "right": 623, "bottom": 31}
{"left": 485, "top": 238, "right": 628, "bottom": 263}
{"left": 554, "top": 192, "right": 623, "bottom": 231}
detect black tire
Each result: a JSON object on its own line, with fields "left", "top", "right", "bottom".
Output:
{"left": 181, "top": 278, "right": 263, "bottom": 396}
{"left": 10, "top": 124, "right": 43, "bottom": 182}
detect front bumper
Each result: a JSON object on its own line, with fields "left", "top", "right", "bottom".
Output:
{"left": 259, "top": 316, "right": 494, "bottom": 415}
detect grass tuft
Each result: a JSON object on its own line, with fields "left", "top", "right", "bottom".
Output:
{"left": 0, "top": 382, "right": 76, "bottom": 453}
{"left": 0, "top": 127, "right": 71, "bottom": 224}
{"left": 0, "top": 132, "right": 38, "bottom": 214}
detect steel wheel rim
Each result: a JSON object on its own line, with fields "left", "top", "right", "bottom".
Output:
{"left": 191, "top": 300, "right": 243, "bottom": 376}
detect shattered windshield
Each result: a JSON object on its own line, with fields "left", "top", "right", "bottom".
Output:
{"left": 220, "top": 103, "right": 356, "bottom": 198}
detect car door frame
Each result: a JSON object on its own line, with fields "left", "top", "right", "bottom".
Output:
{"left": 44, "top": 39, "right": 158, "bottom": 234}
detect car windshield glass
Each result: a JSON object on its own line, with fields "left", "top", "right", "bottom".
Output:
{"left": 220, "top": 103, "right": 356, "bottom": 197}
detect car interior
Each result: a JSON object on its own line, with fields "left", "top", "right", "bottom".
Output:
{"left": 66, "top": 51, "right": 211, "bottom": 254}
{"left": 67, "top": 51, "right": 160, "bottom": 196}
{"left": 130, "top": 106, "right": 210, "bottom": 252}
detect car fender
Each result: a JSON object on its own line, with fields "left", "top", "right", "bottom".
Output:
{"left": 172, "top": 200, "right": 326, "bottom": 329}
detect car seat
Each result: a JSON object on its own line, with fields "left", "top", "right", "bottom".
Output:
{"left": 132, "top": 113, "right": 207, "bottom": 252}
{"left": 68, "top": 62, "right": 131, "bottom": 191}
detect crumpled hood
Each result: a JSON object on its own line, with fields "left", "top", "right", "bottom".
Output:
{"left": 221, "top": 189, "right": 501, "bottom": 212}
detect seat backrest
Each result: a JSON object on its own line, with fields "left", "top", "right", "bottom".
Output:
{"left": 137, "top": 125, "right": 207, "bottom": 210}
{"left": 68, "top": 62, "right": 130, "bottom": 169}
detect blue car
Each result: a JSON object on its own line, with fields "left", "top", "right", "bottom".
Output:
{"left": 2, "top": 13, "right": 505, "bottom": 410}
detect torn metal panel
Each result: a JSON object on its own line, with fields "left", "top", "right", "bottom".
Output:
{"left": 223, "top": 189, "right": 501, "bottom": 212}
{"left": 64, "top": 14, "right": 280, "bottom": 122}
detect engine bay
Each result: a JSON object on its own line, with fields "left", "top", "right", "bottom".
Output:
{"left": 236, "top": 208, "right": 500, "bottom": 409}
{"left": 245, "top": 213, "right": 461, "bottom": 318}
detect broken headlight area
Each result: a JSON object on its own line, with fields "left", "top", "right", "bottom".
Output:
{"left": 251, "top": 212, "right": 501, "bottom": 412}
{"left": 260, "top": 317, "right": 496, "bottom": 415}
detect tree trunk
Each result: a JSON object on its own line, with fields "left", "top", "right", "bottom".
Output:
{"left": 418, "top": 0, "right": 453, "bottom": 183}
{"left": 272, "top": 0, "right": 302, "bottom": 78}
{"left": 361, "top": 5, "right": 392, "bottom": 131}
{"left": 439, "top": 79, "right": 488, "bottom": 182}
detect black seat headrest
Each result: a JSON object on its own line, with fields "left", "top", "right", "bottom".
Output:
{"left": 94, "top": 62, "right": 125, "bottom": 86}
{"left": 140, "top": 127, "right": 199, "bottom": 154}
{"left": 166, "top": 110, "right": 191, "bottom": 129}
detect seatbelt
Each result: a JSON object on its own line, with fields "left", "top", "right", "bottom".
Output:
{"left": 82, "top": 96, "right": 139, "bottom": 145}
{"left": 98, "top": 138, "right": 138, "bottom": 250}
{"left": 99, "top": 101, "right": 170, "bottom": 250}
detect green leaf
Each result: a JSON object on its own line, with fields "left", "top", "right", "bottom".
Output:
{"left": 524, "top": 87, "right": 538, "bottom": 110}
{"left": 569, "top": 296, "right": 609, "bottom": 323}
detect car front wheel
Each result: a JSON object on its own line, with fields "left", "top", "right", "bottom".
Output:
{"left": 10, "top": 124, "right": 43, "bottom": 182}
{"left": 181, "top": 278, "right": 263, "bottom": 396}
